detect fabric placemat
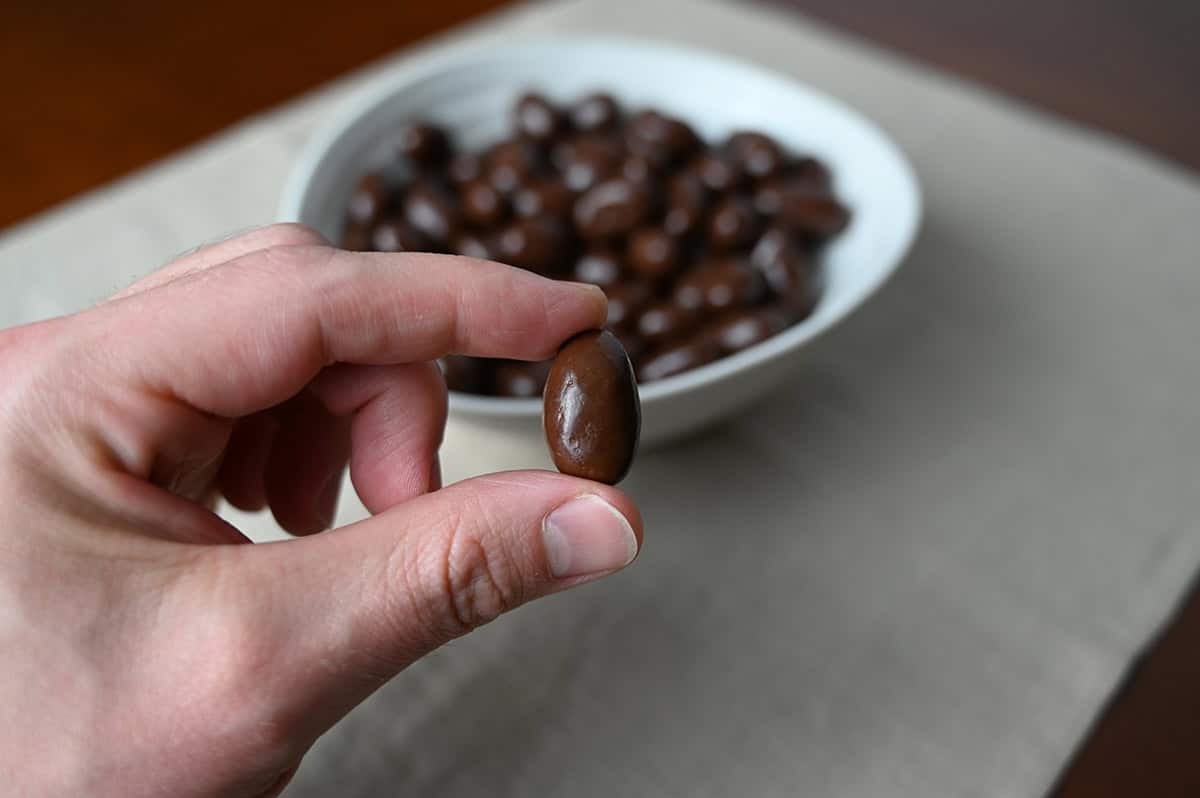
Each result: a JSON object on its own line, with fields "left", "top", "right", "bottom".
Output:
{"left": 4, "top": 0, "right": 1200, "bottom": 795}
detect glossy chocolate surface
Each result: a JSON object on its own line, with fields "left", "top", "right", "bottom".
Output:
{"left": 543, "top": 330, "right": 640, "bottom": 484}
{"left": 397, "top": 122, "right": 449, "bottom": 166}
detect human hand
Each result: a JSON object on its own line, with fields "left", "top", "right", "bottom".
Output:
{"left": 0, "top": 224, "right": 643, "bottom": 797}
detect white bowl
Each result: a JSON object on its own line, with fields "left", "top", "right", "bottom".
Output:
{"left": 280, "top": 36, "right": 921, "bottom": 447}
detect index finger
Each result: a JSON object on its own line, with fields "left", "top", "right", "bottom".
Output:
{"left": 91, "top": 243, "right": 607, "bottom": 417}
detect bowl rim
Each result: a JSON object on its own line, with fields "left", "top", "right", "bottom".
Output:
{"left": 279, "top": 33, "right": 923, "bottom": 417}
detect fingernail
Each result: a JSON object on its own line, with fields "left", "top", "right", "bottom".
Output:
{"left": 542, "top": 495, "right": 639, "bottom": 579}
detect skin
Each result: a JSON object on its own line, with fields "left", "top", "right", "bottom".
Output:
{"left": 0, "top": 224, "right": 644, "bottom": 797}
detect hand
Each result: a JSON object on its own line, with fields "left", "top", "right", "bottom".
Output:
{"left": 0, "top": 224, "right": 643, "bottom": 797}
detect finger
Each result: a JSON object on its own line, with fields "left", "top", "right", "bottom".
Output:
{"left": 308, "top": 361, "right": 446, "bottom": 514}
{"left": 219, "top": 471, "right": 642, "bottom": 740}
{"left": 218, "top": 412, "right": 280, "bottom": 512}
{"left": 112, "top": 223, "right": 328, "bottom": 300}
{"left": 94, "top": 246, "right": 607, "bottom": 418}
{"left": 263, "top": 391, "right": 352, "bottom": 536}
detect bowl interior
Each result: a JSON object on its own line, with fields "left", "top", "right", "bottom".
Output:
{"left": 281, "top": 37, "right": 921, "bottom": 416}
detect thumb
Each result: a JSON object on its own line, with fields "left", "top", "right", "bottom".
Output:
{"left": 218, "top": 470, "right": 642, "bottom": 743}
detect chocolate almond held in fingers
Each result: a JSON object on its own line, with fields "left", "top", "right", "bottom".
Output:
{"left": 543, "top": 330, "right": 641, "bottom": 485}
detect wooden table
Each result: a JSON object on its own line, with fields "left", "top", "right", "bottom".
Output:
{"left": 4, "top": 2, "right": 1198, "bottom": 793}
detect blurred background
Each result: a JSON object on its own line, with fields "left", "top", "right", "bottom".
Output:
{"left": 2, "top": 0, "right": 1197, "bottom": 231}
{"left": 3, "top": 2, "right": 1199, "bottom": 796}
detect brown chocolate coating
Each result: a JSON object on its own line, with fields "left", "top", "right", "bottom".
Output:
{"left": 341, "top": 223, "right": 371, "bottom": 251}
{"left": 496, "top": 217, "right": 569, "bottom": 274}
{"left": 574, "top": 178, "right": 654, "bottom": 240}
{"left": 486, "top": 140, "right": 543, "bottom": 194}
{"left": 543, "top": 330, "right": 640, "bottom": 484}
{"left": 707, "top": 196, "right": 762, "bottom": 250}
{"left": 627, "top": 227, "right": 681, "bottom": 280}
{"left": 460, "top": 180, "right": 509, "bottom": 227}
{"left": 573, "top": 250, "right": 623, "bottom": 287}
{"left": 620, "top": 155, "right": 655, "bottom": 184}
{"left": 674, "top": 259, "right": 767, "bottom": 312}
{"left": 750, "top": 227, "right": 818, "bottom": 305}
{"left": 337, "top": 92, "right": 852, "bottom": 395}
{"left": 635, "top": 301, "right": 701, "bottom": 345}
{"left": 611, "top": 327, "right": 648, "bottom": 363}
{"left": 625, "top": 110, "right": 699, "bottom": 168}
{"left": 662, "top": 171, "right": 709, "bottom": 237}
{"left": 553, "top": 134, "right": 624, "bottom": 193}
{"left": 515, "top": 93, "right": 564, "bottom": 143}
{"left": 777, "top": 191, "right": 851, "bottom": 240}
{"left": 765, "top": 261, "right": 820, "bottom": 321}
{"left": 347, "top": 172, "right": 390, "bottom": 225}
{"left": 691, "top": 151, "right": 745, "bottom": 194}
{"left": 570, "top": 93, "right": 620, "bottom": 132}
{"left": 636, "top": 338, "right": 720, "bottom": 383}
{"left": 724, "top": 132, "right": 785, "bottom": 180}
{"left": 451, "top": 231, "right": 496, "bottom": 261}
{"left": 370, "top": 217, "right": 430, "bottom": 252}
{"left": 790, "top": 156, "right": 833, "bottom": 190}
{"left": 447, "top": 152, "right": 484, "bottom": 186}
{"left": 748, "top": 226, "right": 795, "bottom": 272}
{"left": 754, "top": 171, "right": 836, "bottom": 217}
{"left": 397, "top": 122, "right": 450, "bottom": 166}
{"left": 702, "top": 308, "right": 788, "bottom": 355}
{"left": 402, "top": 182, "right": 459, "bottom": 245}
{"left": 513, "top": 178, "right": 574, "bottom": 219}
{"left": 602, "top": 280, "right": 653, "bottom": 329}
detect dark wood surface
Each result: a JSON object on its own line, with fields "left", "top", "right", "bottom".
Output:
{"left": 3, "top": 1, "right": 1199, "bottom": 794}
{"left": 0, "top": 0, "right": 513, "bottom": 230}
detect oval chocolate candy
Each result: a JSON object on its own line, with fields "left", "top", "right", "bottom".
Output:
{"left": 573, "top": 178, "right": 654, "bottom": 240}
{"left": 397, "top": 122, "right": 450, "bottom": 166}
{"left": 543, "top": 330, "right": 641, "bottom": 484}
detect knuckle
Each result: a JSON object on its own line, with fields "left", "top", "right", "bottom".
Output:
{"left": 415, "top": 503, "right": 524, "bottom": 638}
{"left": 446, "top": 534, "right": 511, "bottom": 631}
